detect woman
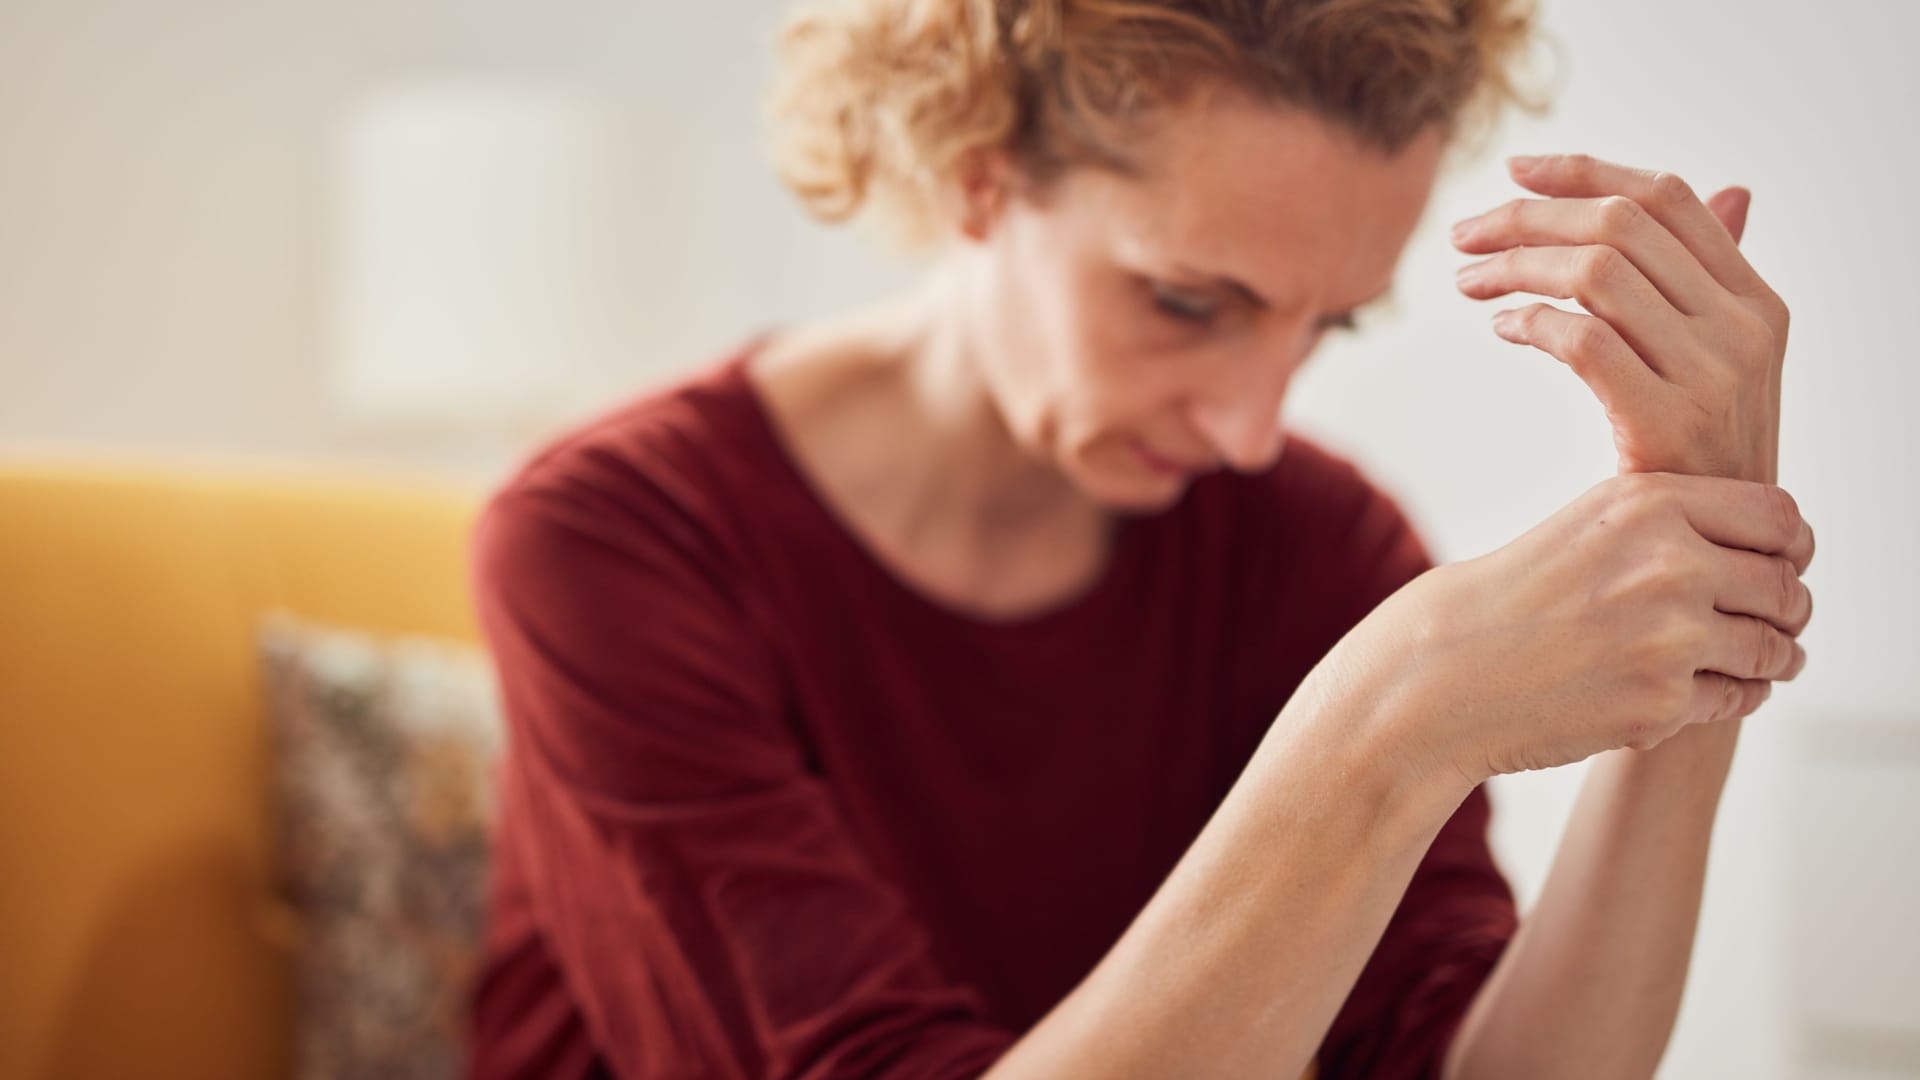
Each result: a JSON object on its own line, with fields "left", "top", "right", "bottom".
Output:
{"left": 465, "top": 2, "right": 1812, "bottom": 1078}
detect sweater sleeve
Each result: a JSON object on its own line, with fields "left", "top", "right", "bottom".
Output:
{"left": 1309, "top": 478, "right": 1521, "bottom": 1080}
{"left": 469, "top": 481, "right": 1017, "bottom": 1080}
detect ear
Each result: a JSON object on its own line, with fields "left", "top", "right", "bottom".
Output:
{"left": 953, "top": 145, "right": 1015, "bottom": 242}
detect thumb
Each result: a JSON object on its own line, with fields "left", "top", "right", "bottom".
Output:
{"left": 1706, "top": 185, "right": 1751, "bottom": 245}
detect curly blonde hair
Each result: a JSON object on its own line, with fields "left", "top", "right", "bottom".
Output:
{"left": 768, "top": 0, "right": 1554, "bottom": 252}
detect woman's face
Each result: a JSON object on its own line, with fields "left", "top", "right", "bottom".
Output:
{"left": 961, "top": 88, "right": 1447, "bottom": 512}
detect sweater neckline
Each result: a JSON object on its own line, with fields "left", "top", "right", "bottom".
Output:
{"left": 715, "top": 327, "right": 1145, "bottom": 641}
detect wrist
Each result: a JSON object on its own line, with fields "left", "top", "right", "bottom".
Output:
{"left": 1616, "top": 714, "right": 1743, "bottom": 788}
{"left": 1266, "top": 607, "right": 1481, "bottom": 827}
{"left": 1632, "top": 430, "right": 1778, "bottom": 484}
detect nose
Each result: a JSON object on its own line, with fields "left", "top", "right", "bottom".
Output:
{"left": 1187, "top": 352, "right": 1295, "bottom": 473}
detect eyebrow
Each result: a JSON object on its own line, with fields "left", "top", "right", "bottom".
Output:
{"left": 1171, "top": 263, "right": 1396, "bottom": 315}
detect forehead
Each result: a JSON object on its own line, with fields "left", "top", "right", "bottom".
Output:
{"left": 1083, "top": 89, "right": 1444, "bottom": 305}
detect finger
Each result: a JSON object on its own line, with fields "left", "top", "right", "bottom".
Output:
{"left": 1705, "top": 185, "right": 1750, "bottom": 245}
{"left": 1506, "top": 154, "right": 1771, "bottom": 299}
{"left": 1490, "top": 302, "right": 1669, "bottom": 416}
{"left": 1700, "top": 611, "right": 1806, "bottom": 682}
{"left": 1456, "top": 244, "right": 1693, "bottom": 371}
{"left": 1452, "top": 195, "right": 1724, "bottom": 315}
{"left": 1642, "top": 473, "right": 1815, "bottom": 573}
{"left": 1709, "top": 546, "right": 1814, "bottom": 637}
{"left": 1687, "top": 670, "right": 1774, "bottom": 727}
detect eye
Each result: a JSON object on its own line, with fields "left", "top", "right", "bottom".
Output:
{"left": 1149, "top": 282, "right": 1221, "bottom": 325}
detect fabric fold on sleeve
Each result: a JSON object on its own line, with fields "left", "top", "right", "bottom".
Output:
{"left": 469, "top": 485, "right": 1017, "bottom": 1080}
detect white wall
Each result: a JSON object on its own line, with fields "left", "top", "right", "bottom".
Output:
{"left": 0, "top": 0, "right": 901, "bottom": 476}
{"left": 4, "top": 0, "right": 1915, "bottom": 1074}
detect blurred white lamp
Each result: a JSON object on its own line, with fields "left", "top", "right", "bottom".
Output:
{"left": 323, "top": 80, "right": 637, "bottom": 430}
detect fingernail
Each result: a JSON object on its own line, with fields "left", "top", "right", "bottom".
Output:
{"left": 1509, "top": 154, "right": 1544, "bottom": 171}
{"left": 1491, "top": 309, "right": 1515, "bottom": 333}
{"left": 1450, "top": 217, "right": 1475, "bottom": 241}
{"left": 1455, "top": 261, "right": 1484, "bottom": 286}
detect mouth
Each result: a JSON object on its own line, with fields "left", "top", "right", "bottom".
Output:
{"left": 1129, "top": 437, "right": 1209, "bottom": 477}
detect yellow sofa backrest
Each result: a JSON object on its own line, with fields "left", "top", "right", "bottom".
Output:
{"left": 0, "top": 461, "right": 480, "bottom": 1080}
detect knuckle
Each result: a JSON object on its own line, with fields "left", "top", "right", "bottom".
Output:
{"left": 1577, "top": 244, "right": 1626, "bottom": 288}
{"left": 1565, "top": 316, "right": 1613, "bottom": 366}
{"left": 1651, "top": 537, "right": 1700, "bottom": 579}
{"left": 1776, "top": 558, "right": 1804, "bottom": 628}
{"left": 1594, "top": 194, "right": 1646, "bottom": 236}
{"left": 1649, "top": 610, "right": 1704, "bottom": 662}
{"left": 1768, "top": 485, "right": 1803, "bottom": 545}
{"left": 1600, "top": 473, "right": 1676, "bottom": 527}
{"left": 1495, "top": 197, "right": 1528, "bottom": 231}
{"left": 1643, "top": 677, "right": 1692, "bottom": 727}
{"left": 1727, "top": 308, "right": 1778, "bottom": 358}
{"left": 1648, "top": 169, "right": 1696, "bottom": 207}
{"left": 1586, "top": 474, "right": 1630, "bottom": 516}
{"left": 1760, "top": 290, "right": 1792, "bottom": 336}
{"left": 1627, "top": 480, "right": 1681, "bottom": 525}
{"left": 1599, "top": 469, "right": 1647, "bottom": 507}
{"left": 1656, "top": 559, "right": 1708, "bottom": 610}
{"left": 1773, "top": 634, "right": 1799, "bottom": 682}
{"left": 1513, "top": 302, "right": 1547, "bottom": 334}
{"left": 1752, "top": 618, "right": 1782, "bottom": 676}
{"left": 1621, "top": 703, "right": 1686, "bottom": 749}
{"left": 1662, "top": 674, "right": 1694, "bottom": 715}
{"left": 1628, "top": 684, "right": 1689, "bottom": 734}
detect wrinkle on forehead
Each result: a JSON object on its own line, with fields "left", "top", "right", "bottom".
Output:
{"left": 1110, "top": 89, "right": 1443, "bottom": 312}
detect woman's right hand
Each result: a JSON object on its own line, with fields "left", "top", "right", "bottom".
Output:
{"left": 1307, "top": 472, "right": 1816, "bottom": 786}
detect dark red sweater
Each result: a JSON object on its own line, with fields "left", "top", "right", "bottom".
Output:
{"left": 465, "top": 333, "right": 1518, "bottom": 1080}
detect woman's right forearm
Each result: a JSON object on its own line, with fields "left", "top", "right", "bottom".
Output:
{"left": 983, "top": 673, "right": 1474, "bottom": 1079}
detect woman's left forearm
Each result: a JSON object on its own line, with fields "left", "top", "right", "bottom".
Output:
{"left": 1439, "top": 717, "right": 1743, "bottom": 1080}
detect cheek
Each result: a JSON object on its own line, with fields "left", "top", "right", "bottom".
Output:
{"left": 988, "top": 258, "right": 1111, "bottom": 447}
{"left": 988, "top": 207, "right": 1183, "bottom": 460}
{"left": 1051, "top": 291, "right": 1201, "bottom": 450}
{"left": 1058, "top": 352, "right": 1185, "bottom": 474}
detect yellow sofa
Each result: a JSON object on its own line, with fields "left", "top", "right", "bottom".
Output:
{"left": 0, "top": 460, "right": 481, "bottom": 1080}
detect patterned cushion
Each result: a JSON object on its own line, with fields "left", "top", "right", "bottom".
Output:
{"left": 259, "top": 612, "right": 503, "bottom": 1080}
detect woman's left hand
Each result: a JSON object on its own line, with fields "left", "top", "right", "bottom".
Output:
{"left": 1450, "top": 153, "right": 1791, "bottom": 484}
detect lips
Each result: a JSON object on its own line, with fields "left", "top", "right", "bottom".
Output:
{"left": 1130, "top": 438, "right": 1212, "bottom": 476}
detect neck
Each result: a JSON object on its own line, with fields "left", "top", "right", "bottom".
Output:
{"left": 891, "top": 261, "right": 1094, "bottom": 544}
{"left": 751, "top": 257, "right": 1112, "bottom": 614}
